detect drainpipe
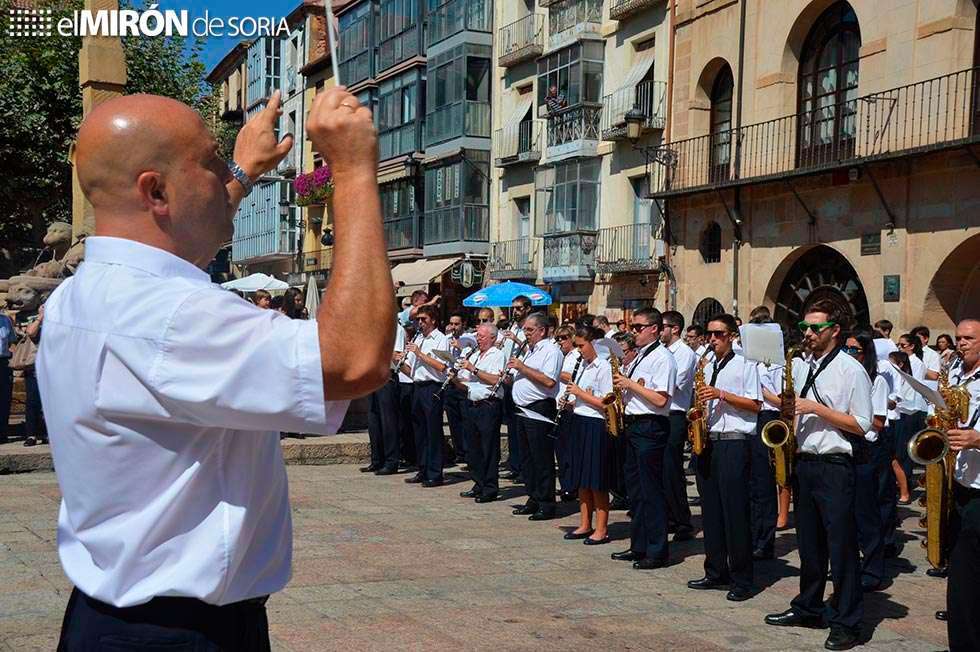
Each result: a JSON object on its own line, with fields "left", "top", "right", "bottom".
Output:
{"left": 662, "top": 0, "right": 678, "bottom": 310}
{"left": 731, "top": 0, "right": 748, "bottom": 318}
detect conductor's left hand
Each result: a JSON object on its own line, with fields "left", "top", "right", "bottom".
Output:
{"left": 233, "top": 90, "right": 294, "bottom": 178}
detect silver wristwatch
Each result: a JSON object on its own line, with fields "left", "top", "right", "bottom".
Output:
{"left": 227, "top": 161, "right": 254, "bottom": 195}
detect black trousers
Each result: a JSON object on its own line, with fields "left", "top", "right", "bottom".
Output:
{"left": 516, "top": 399, "right": 557, "bottom": 512}
{"left": 854, "top": 439, "right": 887, "bottom": 585}
{"left": 503, "top": 383, "right": 522, "bottom": 474}
{"left": 665, "top": 411, "right": 692, "bottom": 531}
{"left": 611, "top": 425, "right": 629, "bottom": 502}
{"left": 877, "top": 428, "right": 898, "bottom": 548}
{"left": 948, "top": 484, "right": 980, "bottom": 652}
{"left": 444, "top": 386, "right": 467, "bottom": 460}
{"left": 624, "top": 415, "right": 671, "bottom": 563}
{"left": 397, "top": 382, "right": 416, "bottom": 465}
{"left": 0, "top": 359, "right": 11, "bottom": 436}
{"left": 411, "top": 382, "right": 445, "bottom": 483}
{"left": 24, "top": 369, "right": 44, "bottom": 439}
{"left": 749, "top": 410, "right": 779, "bottom": 555}
{"left": 463, "top": 398, "right": 502, "bottom": 496}
{"left": 57, "top": 588, "right": 270, "bottom": 651}
{"left": 695, "top": 438, "right": 753, "bottom": 591}
{"left": 367, "top": 377, "right": 400, "bottom": 469}
{"left": 791, "top": 455, "right": 863, "bottom": 631}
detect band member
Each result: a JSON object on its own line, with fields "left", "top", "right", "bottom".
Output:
{"left": 510, "top": 312, "right": 563, "bottom": 520}
{"left": 844, "top": 331, "right": 889, "bottom": 592}
{"left": 501, "top": 296, "right": 532, "bottom": 481}
{"left": 688, "top": 313, "right": 760, "bottom": 601}
{"left": 455, "top": 323, "right": 505, "bottom": 503}
{"left": 562, "top": 326, "right": 614, "bottom": 545}
{"left": 661, "top": 310, "right": 697, "bottom": 542}
{"left": 943, "top": 318, "right": 980, "bottom": 651}
{"left": 444, "top": 312, "right": 470, "bottom": 464}
{"left": 555, "top": 325, "right": 580, "bottom": 499}
{"left": 748, "top": 306, "right": 780, "bottom": 559}
{"left": 610, "top": 331, "right": 636, "bottom": 510}
{"left": 765, "top": 300, "right": 872, "bottom": 651}
{"left": 894, "top": 334, "right": 929, "bottom": 504}
{"left": 396, "top": 322, "right": 417, "bottom": 469}
{"left": 364, "top": 316, "right": 404, "bottom": 475}
{"left": 401, "top": 305, "right": 449, "bottom": 487}
{"left": 611, "top": 307, "right": 677, "bottom": 569}
{"left": 686, "top": 324, "right": 707, "bottom": 357}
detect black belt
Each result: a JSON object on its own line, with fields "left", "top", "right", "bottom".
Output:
{"left": 470, "top": 396, "right": 501, "bottom": 406}
{"left": 0, "top": 357, "right": 8, "bottom": 366}
{"left": 798, "top": 452, "right": 853, "bottom": 466}
{"left": 669, "top": 409, "right": 686, "bottom": 417}
{"left": 954, "top": 483, "right": 980, "bottom": 501}
{"left": 415, "top": 381, "right": 439, "bottom": 387}
{"left": 624, "top": 414, "right": 661, "bottom": 423}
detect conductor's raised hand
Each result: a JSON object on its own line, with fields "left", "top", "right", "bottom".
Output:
{"left": 306, "top": 86, "right": 377, "bottom": 182}
{"left": 233, "top": 90, "right": 294, "bottom": 178}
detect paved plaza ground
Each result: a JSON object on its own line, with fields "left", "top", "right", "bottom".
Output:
{"left": 0, "top": 462, "right": 949, "bottom": 651}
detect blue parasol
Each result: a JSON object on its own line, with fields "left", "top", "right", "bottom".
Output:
{"left": 463, "top": 281, "right": 552, "bottom": 308}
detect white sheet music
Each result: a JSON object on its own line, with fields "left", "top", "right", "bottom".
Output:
{"left": 891, "top": 362, "right": 946, "bottom": 410}
{"left": 740, "top": 323, "right": 785, "bottom": 366}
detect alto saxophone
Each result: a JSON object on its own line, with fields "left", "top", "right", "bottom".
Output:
{"left": 602, "top": 356, "right": 625, "bottom": 437}
{"left": 687, "top": 346, "right": 714, "bottom": 456}
{"left": 760, "top": 346, "right": 801, "bottom": 488}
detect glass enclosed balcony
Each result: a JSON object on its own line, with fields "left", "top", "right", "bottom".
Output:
{"left": 427, "top": 0, "right": 492, "bottom": 48}
{"left": 546, "top": 0, "right": 602, "bottom": 52}
{"left": 425, "top": 100, "right": 491, "bottom": 146}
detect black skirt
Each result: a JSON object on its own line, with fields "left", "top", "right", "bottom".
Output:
{"left": 567, "top": 413, "right": 613, "bottom": 492}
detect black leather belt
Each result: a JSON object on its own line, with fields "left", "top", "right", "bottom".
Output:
{"left": 470, "top": 396, "right": 501, "bottom": 406}
{"left": 624, "top": 414, "right": 660, "bottom": 423}
{"left": 415, "top": 381, "right": 439, "bottom": 387}
{"left": 798, "top": 452, "right": 853, "bottom": 465}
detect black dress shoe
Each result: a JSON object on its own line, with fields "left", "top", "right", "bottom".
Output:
{"left": 687, "top": 577, "right": 729, "bottom": 591}
{"left": 563, "top": 529, "right": 593, "bottom": 540}
{"left": 609, "top": 497, "right": 629, "bottom": 511}
{"left": 861, "top": 579, "right": 883, "bottom": 592}
{"left": 475, "top": 494, "right": 498, "bottom": 503}
{"left": 765, "top": 608, "right": 825, "bottom": 628}
{"left": 633, "top": 558, "right": 667, "bottom": 570}
{"left": 583, "top": 536, "right": 610, "bottom": 546}
{"left": 611, "top": 549, "right": 644, "bottom": 562}
{"left": 421, "top": 479, "right": 444, "bottom": 488}
{"left": 528, "top": 510, "right": 555, "bottom": 521}
{"left": 501, "top": 471, "right": 521, "bottom": 481}
{"left": 926, "top": 566, "right": 948, "bottom": 578}
{"left": 726, "top": 587, "right": 753, "bottom": 602}
{"left": 459, "top": 489, "right": 479, "bottom": 498}
{"left": 360, "top": 464, "right": 382, "bottom": 473}
{"left": 824, "top": 627, "right": 860, "bottom": 650}
{"left": 512, "top": 504, "right": 537, "bottom": 515}
{"left": 404, "top": 474, "right": 423, "bottom": 484}
{"left": 374, "top": 466, "right": 398, "bottom": 476}
{"left": 752, "top": 549, "right": 775, "bottom": 561}
{"left": 23, "top": 437, "right": 37, "bottom": 447}
{"left": 673, "top": 527, "right": 695, "bottom": 542}
{"left": 935, "top": 610, "right": 948, "bottom": 621}
{"left": 559, "top": 491, "right": 578, "bottom": 502}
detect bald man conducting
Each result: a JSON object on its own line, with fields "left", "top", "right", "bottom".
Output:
{"left": 38, "top": 87, "right": 393, "bottom": 650}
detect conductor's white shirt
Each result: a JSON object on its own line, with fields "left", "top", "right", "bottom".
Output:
{"left": 36, "top": 237, "right": 349, "bottom": 608}
{"left": 792, "top": 349, "right": 873, "bottom": 456}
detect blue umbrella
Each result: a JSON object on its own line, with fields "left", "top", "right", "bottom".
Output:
{"left": 463, "top": 281, "right": 552, "bottom": 308}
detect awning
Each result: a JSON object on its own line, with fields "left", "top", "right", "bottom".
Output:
{"left": 392, "top": 257, "right": 462, "bottom": 296}
{"left": 502, "top": 95, "right": 534, "bottom": 131}
{"left": 616, "top": 48, "right": 656, "bottom": 93}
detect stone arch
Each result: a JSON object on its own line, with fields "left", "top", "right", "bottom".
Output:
{"left": 924, "top": 233, "right": 980, "bottom": 324}
{"left": 692, "top": 58, "right": 735, "bottom": 137}
{"left": 765, "top": 244, "right": 869, "bottom": 329}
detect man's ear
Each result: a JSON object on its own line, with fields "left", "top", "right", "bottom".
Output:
{"left": 136, "top": 171, "right": 169, "bottom": 217}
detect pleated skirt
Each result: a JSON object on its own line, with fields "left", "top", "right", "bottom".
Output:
{"left": 567, "top": 413, "right": 613, "bottom": 492}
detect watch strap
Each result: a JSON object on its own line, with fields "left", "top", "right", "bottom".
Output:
{"left": 227, "top": 161, "right": 254, "bottom": 194}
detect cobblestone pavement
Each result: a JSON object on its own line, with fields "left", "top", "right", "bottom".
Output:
{"left": 0, "top": 465, "right": 949, "bottom": 651}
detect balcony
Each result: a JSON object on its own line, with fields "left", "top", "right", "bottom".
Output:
{"left": 601, "top": 80, "right": 667, "bottom": 141}
{"left": 495, "top": 120, "right": 542, "bottom": 167}
{"left": 425, "top": 100, "right": 492, "bottom": 147}
{"left": 547, "top": 0, "right": 602, "bottom": 52}
{"left": 379, "top": 121, "right": 423, "bottom": 162}
{"left": 498, "top": 14, "right": 544, "bottom": 68}
{"left": 595, "top": 223, "right": 662, "bottom": 273}
{"left": 231, "top": 226, "right": 298, "bottom": 264}
{"left": 545, "top": 104, "right": 602, "bottom": 161}
{"left": 423, "top": 205, "right": 490, "bottom": 256}
{"left": 609, "top": 0, "right": 663, "bottom": 21}
{"left": 538, "top": 0, "right": 561, "bottom": 6}
{"left": 427, "top": 0, "right": 492, "bottom": 48}
{"left": 489, "top": 238, "right": 540, "bottom": 280}
{"left": 651, "top": 66, "right": 980, "bottom": 197}
{"left": 542, "top": 232, "right": 597, "bottom": 282}
{"left": 384, "top": 214, "right": 424, "bottom": 253}
{"left": 378, "top": 24, "right": 420, "bottom": 74}
{"left": 303, "top": 247, "right": 334, "bottom": 273}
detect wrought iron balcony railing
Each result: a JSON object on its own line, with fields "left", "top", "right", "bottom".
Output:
{"left": 498, "top": 14, "right": 544, "bottom": 68}
{"left": 651, "top": 66, "right": 980, "bottom": 197}
{"left": 423, "top": 205, "right": 490, "bottom": 245}
{"left": 495, "top": 120, "right": 542, "bottom": 166}
{"left": 595, "top": 223, "right": 660, "bottom": 273}
{"left": 427, "top": 0, "right": 492, "bottom": 47}
{"left": 489, "top": 238, "right": 539, "bottom": 279}
{"left": 601, "top": 80, "right": 666, "bottom": 141}
{"left": 545, "top": 103, "right": 602, "bottom": 160}
{"left": 303, "top": 247, "right": 334, "bottom": 272}
{"left": 609, "top": 0, "right": 663, "bottom": 21}
{"left": 384, "top": 214, "right": 423, "bottom": 252}
{"left": 542, "top": 231, "right": 597, "bottom": 282}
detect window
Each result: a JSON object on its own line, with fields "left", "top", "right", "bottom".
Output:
{"left": 797, "top": 1, "right": 860, "bottom": 164}
{"left": 515, "top": 197, "right": 530, "bottom": 239}
{"left": 693, "top": 298, "right": 725, "bottom": 327}
{"left": 466, "top": 58, "right": 491, "bottom": 102}
{"left": 339, "top": 3, "right": 373, "bottom": 85}
{"left": 379, "top": 0, "right": 418, "bottom": 41}
{"left": 548, "top": 0, "right": 601, "bottom": 38}
{"left": 710, "top": 66, "right": 734, "bottom": 183}
{"left": 536, "top": 42, "right": 605, "bottom": 114}
{"left": 534, "top": 158, "right": 601, "bottom": 234}
{"left": 699, "top": 221, "right": 721, "bottom": 264}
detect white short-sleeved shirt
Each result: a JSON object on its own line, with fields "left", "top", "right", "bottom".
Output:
{"left": 792, "top": 349, "right": 873, "bottom": 455}
{"left": 866, "top": 373, "right": 890, "bottom": 442}
{"left": 760, "top": 363, "right": 784, "bottom": 410}
{"left": 695, "top": 344, "right": 708, "bottom": 358}
{"left": 394, "top": 323, "right": 413, "bottom": 384}
{"left": 878, "top": 359, "right": 900, "bottom": 421}
{"left": 667, "top": 339, "right": 698, "bottom": 412}
{"left": 873, "top": 338, "right": 898, "bottom": 362}
{"left": 951, "top": 362, "right": 980, "bottom": 489}
{"left": 458, "top": 347, "right": 505, "bottom": 401}
{"left": 559, "top": 349, "right": 582, "bottom": 397}
{"left": 623, "top": 342, "right": 676, "bottom": 416}
{"left": 36, "top": 237, "right": 349, "bottom": 608}
{"left": 705, "top": 352, "right": 761, "bottom": 435}
{"left": 512, "top": 338, "right": 563, "bottom": 405}
{"left": 897, "top": 355, "right": 929, "bottom": 414}
{"left": 569, "top": 356, "right": 612, "bottom": 420}
{"left": 921, "top": 346, "right": 942, "bottom": 391}
{"left": 405, "top": 329, "right": 450, "bottom": 383}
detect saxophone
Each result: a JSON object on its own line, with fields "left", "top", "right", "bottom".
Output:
{"left": 907, "top": 353, "right": 971, "bottom": 568}
{"left": 686, "top": 346, "right": 714, "bottom": 456}
{"left": 602, "top": 356, "right": 625, "bottom": 437}
{"left": 760, "top": 346, "right": 800, "bottom": 488}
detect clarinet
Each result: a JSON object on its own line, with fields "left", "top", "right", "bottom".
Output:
{"left": 434, "top": 347, "right": 473, "bottom": 400}
{"left": 489, "top": 339, "right": 528, "bottom": 395}
{"left": 549, "top": 355, "right": 584, "bottom": 437}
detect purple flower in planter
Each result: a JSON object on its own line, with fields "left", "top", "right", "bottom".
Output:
{"left": 312, "top": 165, "right": 332, "bottom": 186}
{"left": 293, "top": 173, "right": 313, "bottom": 197}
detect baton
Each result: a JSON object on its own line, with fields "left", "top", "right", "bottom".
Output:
{"left": 324, "top": 0, "right": 341, "bottom": 85}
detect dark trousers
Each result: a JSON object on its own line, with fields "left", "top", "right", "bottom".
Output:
{"left": 57, "top": 588, "right": 270, "bottom": 651}
{"left": 877, "top": 428, "right": 899, "bottom": 548}
{"left": 0, "top": 360, "right": 11, "bottom": 437}
{"left": 463, "top": 399, "right": 502, "bottom": 496}
{"left": 854, "top": 440, "right": 887, "bottom": 585}
{"left": 624, "top": 415, "right": 671, "bottom": 563}
{"left": 411, "top": 382, "right": 445, "bottom": 483}
{"left": 611, "top": 426, "right": 629, "bottom": 502}
{"left": 516, "top": 399, "right": 557, "bottom": 512}
{"left": 503, "top": 384, "right": 522, "bottom": 474}
{"left": 695, "top": 438, "right": 753, "bottom": 590}
{"left": 555, "top": 414, "right": 572, "bottom": 493}
{"left": 367, "top": 377, "right": 400, "bottom": 469}
{"left": 24, "top": 370, "right": 43, "bottom": 439}
{"left": 397, "top": 383, "right": 416, "bottom": 465}
{"left": 665, "top": 411, "right": 692, "bottom": 531}
{"left": 791, "top": 456, "right": 863, "bottom": 631}
{"left": 894, "top": 411, "right": 925, "bottom": 486}
{"left": 948, "top": 484, "right": 980, "bottom": 652}
{"left": 749, "top": 410, "right": 779, "bottom": 555}
{"left": 444, "top": 386, "right": 467, "bottom": 461}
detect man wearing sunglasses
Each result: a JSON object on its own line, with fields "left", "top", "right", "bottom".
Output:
{"left": 765, "top": 300, "right": 873, "bottom": 651}
{"left": 660, "top": 311, "right": 697, "bottom": 542}
{"left": 509, "top": 312, "right": 563, "bottom": 520}
{"left": 610, "top": 308, "right": 677, "bottom": 569}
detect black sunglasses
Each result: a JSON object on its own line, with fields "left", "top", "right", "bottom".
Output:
{"left": 630, "top": 323, "right": 651, "bottom": 333}
{"left": 707, "top": 329, "right": 730, "bottom": 338}
{"left": 555, "top": 335, "right": 570, "bottom": 342}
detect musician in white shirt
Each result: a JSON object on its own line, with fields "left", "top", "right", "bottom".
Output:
{"left": 501, "top": 295, "right": 532, "bottom": 481}
{"left": 364, "top": 318, "right": 405, "bottom": 475}
{"left": 38, "top": 87, "right": 393, "bottom": 648}
{"left": 896, "top": 333, "right": 931, "bottom": 500}
{"left": 765, "top": 301, "right": 873, "bottom": 651}
{"left": 611, "top": 308, "right": 677, "bottom": 570}
{"left": 661, "top": 311, "right": 697, "bottom": 542}
{"left": 509, "top": 312, "right": 563, "bottom": 520}
{"left": 455, "top": 323, "right": 505, "bottom": 502}
{"left": 401, "top": 304, "right": 450, "bottom": 487}
{"left": 555, "top": 325, "right": 580, "bottom": 499}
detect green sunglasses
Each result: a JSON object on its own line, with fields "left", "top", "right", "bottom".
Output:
{"left": 798, "top": 321, "right": 836, "bottom": 334}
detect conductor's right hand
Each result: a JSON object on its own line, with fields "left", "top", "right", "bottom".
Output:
{"left": 306, "top": 86, "right": 378, "bottom": 182}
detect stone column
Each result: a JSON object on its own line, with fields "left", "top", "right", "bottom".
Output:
{"left": 71, "top": 0, "right": 127, "bottom": 239}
